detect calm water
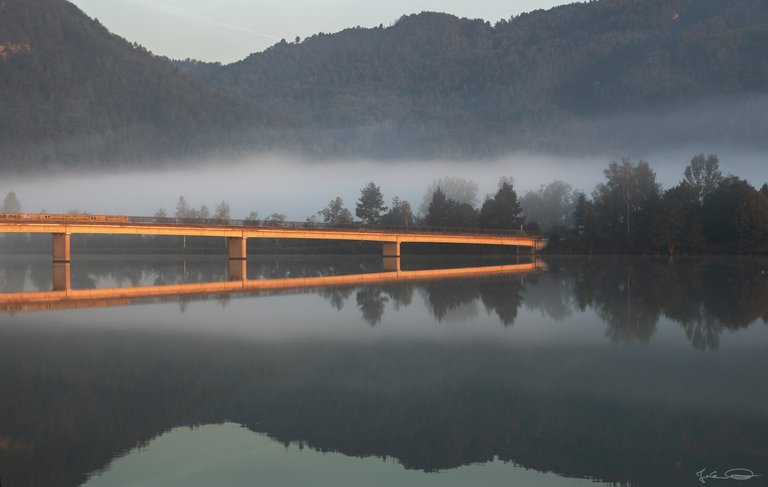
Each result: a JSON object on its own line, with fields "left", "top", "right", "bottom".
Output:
{"left": 0, "top": 254, "right": 767, "bottom": 487}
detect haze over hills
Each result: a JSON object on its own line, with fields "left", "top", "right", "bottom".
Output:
{"left": 1, "top": 0, "right": 767, "bottom": 170}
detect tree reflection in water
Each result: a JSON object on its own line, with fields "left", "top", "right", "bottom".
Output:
{"left": 1, "top": 256, "right": 767, "bottom": 348}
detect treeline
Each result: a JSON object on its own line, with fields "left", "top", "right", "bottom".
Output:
{"left": 2, "top": 151, "right": 766, "bottom": 255}
{"left": 561, "top": 154, "right": 768, "bottom": 254}
{"left": 313, "top": 178, "right": 525, "bottom": 232}
{"left": 309, "top": 153, "right": 767, "bottom": 255}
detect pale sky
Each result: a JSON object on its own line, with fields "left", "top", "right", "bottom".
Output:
{"left": 69, "top": 0, "right": 572, "bottom": 63}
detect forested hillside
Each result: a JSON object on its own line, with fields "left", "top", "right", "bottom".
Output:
{"left": 0, "top": 0, "right": 255, "bottom": 170}
{"left": 184, "top": 0, "right": 768, "bottom": 157}
{"left": 1, "top": 0, "right": 767, "bottom": 168}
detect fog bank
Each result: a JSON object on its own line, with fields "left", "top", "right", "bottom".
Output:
{"left": 2, "top": 150, "right": 765, "bottom": 220}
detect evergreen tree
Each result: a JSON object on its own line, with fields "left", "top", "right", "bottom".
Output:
{"left": 1, "top": 191, "right": 21, "bottom": 213}
{"left": 419, "top": 177, "right": 478, "bottom": 216}
{"left": 175, "top": 196, "right": 190, "bottom": 218}
{"left": 356, "top": 181, "right": 387, "bottom": 225}
{"left": 426, "top": 187, "right": 451, "bottom": 227}
{"left": 478, "top": 181, "right": 524, "bottom": 230}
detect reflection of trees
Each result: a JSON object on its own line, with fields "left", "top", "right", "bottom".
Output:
{"left": 5, "top": 256, "right": 766, "bottom": 351}
{"left": 569, "top": 261, "right": 664, "bottom": 345}
{"left": 70, "top": 269, "right": 98, "bottom": 290}
{"left": 381, "top": 283, "right": 414, "bottom": 310}
{"left": 558, "top": 257, "right": 768, "bottom": 350}
{"left": 356, "top": 287, "right": 389, "bottom": 326}
{"left": 317, "top": 286, "right": 354, "bottom": 311}
{"left": 701, "top": 261, "right": 768, "bottom": 329}
{"left": 0, "top": 259, "right": 29, "bottom": 292}
{"left": 320, "top": 284, "right": 413, "bottom": 315}
{"left": 681, "top": 306, "right": 721, "bottom": 351}
{"left": 599, "top": 270, "right": 660, "bottom": 345}
{"left": 479, "top": 278, "right": 524, "bottom": 326}
{"left": 216, "top": 295, "right": 231, "bottom": 308}
{"left": 521, "top": 273, "right": 574, "bottom": 321}
{"left": 420, "top": 281, "right": 479, "bottom": 322}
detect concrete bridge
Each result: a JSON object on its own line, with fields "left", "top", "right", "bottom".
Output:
{"left": 0, "top": 213, "right": 547, "bottom": 265}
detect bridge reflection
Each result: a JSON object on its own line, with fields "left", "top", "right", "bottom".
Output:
{"left": 0, "top": 259, "right": 543, "bottom": 313}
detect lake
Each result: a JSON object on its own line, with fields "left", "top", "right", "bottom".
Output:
{"left": 0, "top": 254, "right": 766, "bottom": 486}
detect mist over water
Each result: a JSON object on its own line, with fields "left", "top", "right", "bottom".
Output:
{"left": 2, "top": 150, "right": 765, "bottom": 219}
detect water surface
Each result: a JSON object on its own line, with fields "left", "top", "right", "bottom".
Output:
{"left": 0, "top": 255, "right": 766, "bottom": 486}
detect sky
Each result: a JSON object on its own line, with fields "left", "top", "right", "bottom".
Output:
{"left": 69, "top": 0, "right": 571, "bottom": 63}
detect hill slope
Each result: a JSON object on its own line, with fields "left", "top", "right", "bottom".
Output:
{"left": 184, "top": 0, "right": 768, "bottom": 157}
{"left": 0, "top": 0, "right": 254, "bottom": 170}
{"left": 1, "top": 0, "right": 767, "bottom": 168}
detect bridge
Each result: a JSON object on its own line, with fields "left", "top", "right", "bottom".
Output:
{"left": 0, "top": 213, "right": 546, "bottom": 266}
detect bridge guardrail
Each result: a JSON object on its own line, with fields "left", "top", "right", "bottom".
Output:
{"left": 126, "top": 216, "right": 542, "bottom": 238}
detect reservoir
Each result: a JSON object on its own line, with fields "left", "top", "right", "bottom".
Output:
{"left": 0, "top": 255, "right": 766, "bottom": 486}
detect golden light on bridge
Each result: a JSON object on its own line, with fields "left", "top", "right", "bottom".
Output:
{"left": 0, "top": 213, "right": 546, "bottom": 263}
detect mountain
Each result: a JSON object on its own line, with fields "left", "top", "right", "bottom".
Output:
{"left": 1, "top": 0, "right": 767, "bottom": 169}
{"left": 182, "top": 0, "right": 768, "bottom": 158}
{"left": 0, "top": 0, "right": 255, "bottom": 171}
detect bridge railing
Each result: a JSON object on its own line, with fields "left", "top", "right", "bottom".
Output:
{"left": 130, "top": 216, "right": 540, "bottom": 238}
{"left": 0, "top": 213, "right": 543, "bottom": 238}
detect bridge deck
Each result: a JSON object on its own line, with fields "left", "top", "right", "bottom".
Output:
{"left": 0, "top": 214, "right": 545, "bottom": 249}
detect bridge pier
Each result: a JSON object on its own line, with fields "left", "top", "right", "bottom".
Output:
{"left": 52, "top": 262, "right": 71, "bottom": 292}
{"left": 382, "top": 241, "right": 400, "bottom": 258}
{"left": 52, "top": 233, "right": 71, "bottom": 263}
{"left": 228, "top": 237, "right": 247, "bottom": 260}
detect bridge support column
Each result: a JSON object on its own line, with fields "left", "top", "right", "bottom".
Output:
{"left": 383, "top": 257, "right": 401, "bottom": 273}
{"left": 228, "top": 237, "right": 247, "bottom": 260}
{"left": 382, "top": 241, "right": 400, "bottom": 258}
{"left": 52, "top": 262, "right": 71, "bottom": 292}
{"left": 228, "top": 259, "right": 247, "bottom": 282}
{"left": 52, "top": 233, "right": 71, "bottom": 263}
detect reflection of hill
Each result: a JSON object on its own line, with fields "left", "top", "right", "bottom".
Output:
{"left": 1, "top": 324, "right": 767, "bottom": 487}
